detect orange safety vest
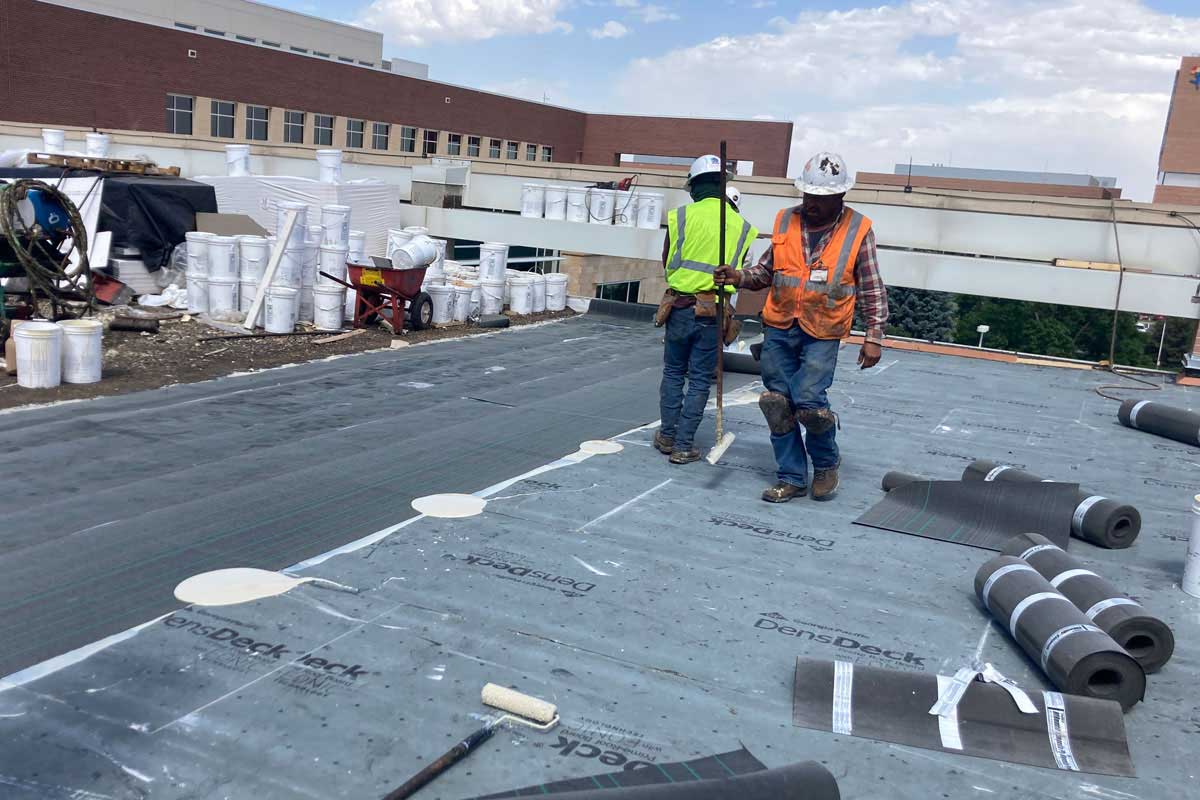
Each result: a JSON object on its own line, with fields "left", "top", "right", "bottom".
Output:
{"left": 762, "top": 206, "right": 872, "bottom": 340}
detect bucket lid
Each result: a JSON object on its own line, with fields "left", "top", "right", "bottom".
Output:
{"left": 279, "top": 200, "right": 308, "bottom": 210}
{"left": 209, "top": 275, "right": 238, "bottom": 284}
{"left": 313, "top": 284, "right": 344, "bottom": 295}
{"left": 322, "top": 203, "right": 351, "bottom": 212}
{"left": 209, "top": 235, "right": 237, "bottom": 245}
{"left": 186, "top": 231, "right": 215, "bottom": 241}
{"left": 315, "top": 149, "right": 342, "bottom": 156}
{"left": 320, "top": 243, "right": 349, "bottom": 253}
{"left": 545, "top": 273, "right": 569, "bottom": 282}
{"left": 237, "top": 235, "right": 267, "bottom": 244}
{"left": 59, "top": 319, "right": 103, "bottom": 332}
{"left": 404, "top": 226, "right": 428, "bottom": 233}
{"left": 349, "top": 229, "right": 366, "bottom": 238}
{"left": 16, "top": 321, "right": 62, "bottom": 336}
{"left": 268, "top": 286, "right": 299, "bottom": 297}
{"left": 509, "top": 275, "right": 534, "bottom": 284}
{"left": 427, "top": 283, "right": 452, "bottom": 294}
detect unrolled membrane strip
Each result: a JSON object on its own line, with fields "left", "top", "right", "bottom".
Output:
{"left": 790, "top": 657, "right": 1134, "bottom": 776}
{"left": 963, "top": 459, "right": 1140, "bottom": 549}
{"left": 1118, "top": 398, "right": 1200, "bottom": 448}
{"left": 975, "top": 555, "right": 1146, "bottom": 710}
{"left": 1001, "top": 532, "right": 1174, "bottom": 673}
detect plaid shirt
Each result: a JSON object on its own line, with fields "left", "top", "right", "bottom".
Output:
{"left": 739, "top": 208, "right": 889, "bottom": 344}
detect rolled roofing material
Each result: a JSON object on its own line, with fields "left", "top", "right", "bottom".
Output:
{"left": 856, "top": 479, "right": 1078, "bottom": 550}
{"left": 963, "top": 459, "right": 1140, "bottom": 549}
{"left": 975, "top": 555, "right": 1146, "bottom": 710}
{"left": 1118, "top": 398, "right": 1200, "bottom": 448}
{"left": 790, "top": 657, "right": 1134, "bottom": 776}
{"left": 1002, "top": 533, "right": 1174, "bottom": 673}
{"left": 477, "top": 759, "right": 839, "bottom": 800}
{"left": 880, "top": 470, "right": 924, "bottom": 492}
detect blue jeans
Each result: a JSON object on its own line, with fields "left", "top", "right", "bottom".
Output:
{"left": 759, "top": 323, "right": 841, "bottom": 487}
{"left": 659, "top": 306, "right": 718, "bottom": 450}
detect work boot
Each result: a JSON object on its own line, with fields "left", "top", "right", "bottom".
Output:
{"left": 669, "top": 448, "right": 701, "bottom": 464}
{"left": 812, "top": 466, "right": 840, "bottom": 501}
{"left": 761, "top": 482, "right": 807, "bottom": 503}
{"left": 653, "top": 431, "right": 675, "bottom": 454}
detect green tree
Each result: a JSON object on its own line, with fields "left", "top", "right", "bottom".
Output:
{"left": 884, "top": 288, "right": 958, "bottom": 341}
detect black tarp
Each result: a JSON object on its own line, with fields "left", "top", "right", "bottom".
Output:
{"left": 0, "top": 168, "right": 217, "bottom": 269}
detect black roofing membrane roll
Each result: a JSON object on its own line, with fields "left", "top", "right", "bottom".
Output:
{"left": 1002, "top": 533, "right": 1174, "bottom": 673}
{"left": 963, "top": 459, "right": 1140, "bottom": 549}
{"left": 1118, "top": 398, "right": 1200, "bottom": 448}
{"left": 975, "top": 555, "right": 1146, "bottom": 710}
{"left": 880, "top": 470, "right": 925, "bottom": 491}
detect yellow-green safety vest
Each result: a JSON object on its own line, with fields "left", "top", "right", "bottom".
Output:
{"left": 665, "top": 197, "right": 758, "bottom": 295}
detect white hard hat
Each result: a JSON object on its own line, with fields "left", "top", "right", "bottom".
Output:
{"left": 726, "top": 185, "right": 741, "bottom": 208}
{"left": 797, "top": 152, "right": 854, "bottom": 195}
{"left": 687, "top": 154, "right": 724, "bottom": 185}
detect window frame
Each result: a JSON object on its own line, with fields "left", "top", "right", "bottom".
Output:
{"left": 467, "top": 136, "right": 481, "bottom": 158}
{"left": 345, "top": 119, "right": 364, "bottom": 148}
{"left": 422, "top": 129, "right": 439, "bottom": 157}
{"left": 372, "top": 122, "right": 390, "bottom": 150}
{"left": 209, "top": 99, "right": 235, "bottom": 138}
{"left": 166, "top": 94, "right": 194, "bottom": 135}
{"left": 526, "top": 144, "right": 537, "bottom": 161}
{"left": 542, "top": 146, "right": 553, "bottom": 163}
{"left": 506, "top": 141, "right": 519, "bottom": 160}
{"left": 400, "top": 126, "right": 417, "bottom": 153}
{"left": 594, "top": 280, "right": 641, "bottom": 304}
{"left": 447, "top": 133, "right": 462, "bottom": 156}
{"left": 313, "top": 113, "right": 334, "bottom": 146}
{"left": 245, "top": 105, "right": 269, "bottom": 141}
{"left": 283, "top": 110, "right": 305, "bottom": 144}
{"left": 489, "top": 139, "right": 502, "bottom": 159}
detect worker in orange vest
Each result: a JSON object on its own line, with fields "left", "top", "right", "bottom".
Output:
{"left": 715, "top": 152, "right": 889, "bottom": 503}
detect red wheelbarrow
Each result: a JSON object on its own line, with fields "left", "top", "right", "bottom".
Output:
{"left": 321, "top": 256, "right": 433, "bottom": 332}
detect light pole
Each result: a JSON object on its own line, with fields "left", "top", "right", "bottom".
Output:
{"left": 1157, "top": 317, "right": 1167, "bottom": 367}
{"left": 976, "top": 324, "right": 990, "bottom": 349}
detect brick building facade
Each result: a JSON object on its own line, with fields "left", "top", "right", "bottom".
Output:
{"left": 1155, "top": 56, "right": 1200, "bottom": 205}
{"left": 0, "top": 0, "right": 792, "bottom": 175}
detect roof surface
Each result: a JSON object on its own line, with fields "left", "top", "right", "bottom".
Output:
{"left": 0, "top": 310, "right": 1196, "bottom": 799}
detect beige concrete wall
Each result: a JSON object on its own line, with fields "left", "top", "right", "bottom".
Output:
{"left": 560, "top": 253, "right": 665, "bottom": 304}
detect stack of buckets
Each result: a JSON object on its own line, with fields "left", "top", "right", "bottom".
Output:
{"left": 314, "top": 204, "right": 352, "bottom": 331}
{"left": 12, "top": 318, "right": 104, "bottom": 389}
{"left": 521, "top": 183, "right": 664, "bottom": 229}
{"left": 185, "top": 231, "right": 213, "bottom": 313}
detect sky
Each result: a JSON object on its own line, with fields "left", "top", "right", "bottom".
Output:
{"left": 270, "top": 0, "right": 1200, "bottom": 200}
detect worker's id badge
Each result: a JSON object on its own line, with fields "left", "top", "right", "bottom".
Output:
{"left": 809, "top": 269, "right": 829, "bottom": 283}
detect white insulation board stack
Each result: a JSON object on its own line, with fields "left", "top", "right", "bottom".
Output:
{"left": 197, "top": 176, "right": 402, "bottom": 260}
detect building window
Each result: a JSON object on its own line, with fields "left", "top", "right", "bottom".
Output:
{"left": 346, "top": 119, "right": 364, "bottom": 148}
{"left": 174, "top": 22, "right": 196, "bottom": 30}
{"left": 263, "top": 40, "right": 280, "bottom": 47}
{"left": 595, "top": 281, "right": 641, "bottom": 304}
{"left": 246, "top": 105, "right": 269, "bottom": 141}
{"left": 284, "top": 110, "right": 305, "bottom": 144}
{"left": 490, "top": 139, "right": 502, "bottom": 159}
{"left": 314, "top": 114, "right": 334, "bottom": 146}
{"left": 467, "top": 136, "right": 481, "bottom": 157}
{"left": 166, "top": 94, "right": 193, "bottom": 135}
{"left": 542, "top": 146, "right": 553, "bottom": 163}
{"left": 447, "top": 133, "right": 461, "bottom": 156}
{"left": 315, "top": 51, "right": 330, "bottom": 58}
{"left": 526, "top": 144, "right": 537, "bottom": 162}
{"left": 204, "top": 28, "right": 225, "bottom": 36}
{"left": 209, "top": 100, "right": 235, "bottom": 138}
{"left": 359, "top": 61, "right": 374, "bottom": 67}
{"left": 372, "top": 122, "right": 390, "bottom": 150}
{"left": 338, "top": 56, "right": 354, "bottom": 63}
{"left": 423, "top": 130, "right": 439, "bottom": 156}
{"left": 400, "top": 126, "right": 416, "bottom": 153}
{"left": 506, "top": 141, "right": 519, "bottom": 160}
{"left": 236, "top": 34, "right": 255, "bottom": 43}
{"left": 291, "top": 46, "right": 308, "bottom": 54}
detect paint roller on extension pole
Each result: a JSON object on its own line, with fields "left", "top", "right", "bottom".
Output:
{"left": 707, "top": 139, "right": 735, "bottom": 466}
{"left": 382, "top": 683, "right": 558, "bottom": 800}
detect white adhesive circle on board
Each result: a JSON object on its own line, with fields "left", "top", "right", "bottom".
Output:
{"left": 413, "top": 493, "right": 487, "bottom": 518}
{"left": 175, "top": 568, "right": 307, "bottom": 606}
{"left": 579, "top": 440, "right": 623, "bottom": 455}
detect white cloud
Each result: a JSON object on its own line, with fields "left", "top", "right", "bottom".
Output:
{"left": 613, "top": 0, "right": 679, "bottom": 22}
{"left": 357, "top": 0, "right": 571, "bottom": 46}
{"left": 590, "top": 20, "right": 630, "bottom": 39}
{"left": 610, "top": 0, "right": 1200, "bottom": 199}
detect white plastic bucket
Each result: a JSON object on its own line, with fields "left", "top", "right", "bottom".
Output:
{"left": 41, "top": 129, "right": 65, "bottom": 153}
{"left": 348, "top": 230, "right": 366, "bottom": 263}
{"left": 481, "top": 278, "right": 505, "bottom": 315}
{"left": 298, "top": 287, "right": 315, "bottom": 323}
{"left": 451, "top": 283, "right": 473, "bottom": 321}
{"left": 320, "top": 204, "right": 352, "bottom": 246}
{"left": 264, "top": 286, "right": 299, "bottom": 333}
{"left": 239, "top": 279, "right": 259, "bottom": 313}
{"left": 1186, "top": 495, "right": 1200, "bottom": 598}
{"left": 344, "top": 287, "right": 357, "bottom": 321}
{"left": 302, "top": 233, "right": 320, "bottom": 287}
{"left": 544, "top": 186, "right": 567, "bottom": 221}
{"left": 15, "top": 321, "right": 62, "bottom": 389}
{"left": 226, "top": 144, "right": 251, "bottom": 176}
{"left": 545, "top": 273, "right": 569, "bottom": 311}
{"left": 566, "top": 186, "right": 588, "bottom": 223}
{"left": 386, "top": 228, "right": 414, "bottom": 262}
{"left": 207, "top": 275, "right": 238, "bottom": 314}
{"left": 478, "top": 242, "right": 508, "bottom": 282}
{"left": 276, "top": 201, "right": 308, "bottom": 248}
{"left": 58, "top": 319, "right": 103, "bottom": 384}
{"left": 85, "top": 133, "right": 110, "bottom": 158}
{"left": 273, "top": 246, "right": 304, "bottom": 288}
{"left": 521, "top": 183, "right": 545, "bottom": 218}
{"left": 313, "top": 286, "right": 345, "bottom": 331}
{"left": 463, "top": 280, "right": 481, "bottom": 317}
{"left": 237, "top": 235, "right": 268, "bottom": 280}
{"left": 393, "top": 235, "right": 438, "bottom": 269}
{"left": 404, "top": 226, "right": 429, "bottom": 236}
{"left": 317, "top": 244, "right": 349, "bottom": 287}
{"left": 206, "top": 235, "right": 238, "bottom": 280}
{"left": 509, "top": 275, "right": 534, "bottom": 315}
{"left": 185, "top": 231, "right": 214, "bottom": 276}
{"left": 316, "top": 149, "right": 343, "bottom": 183}
{"left": 429, "top": 239, "right": 447, "bottom": 281}
{"left": 187, "top": 276, "right": 209, "bottom": 313}
{"left": 531, "top": 272, "right": 547, "bottom": 313}
{"left": 637, "top": 192, "right": 664, "bottom": 229}
{"left": 588, "top": 188, "right": 614, "bottom": 225}
{"left": 428, "top": 284, "right": 453, "bottom": 324}
{"left": 614, "top": 190, "right": 637, "bottom": 227}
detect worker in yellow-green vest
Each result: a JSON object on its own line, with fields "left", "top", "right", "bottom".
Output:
{"left": 653, "top": 154, "right": 758, "bottom": 464}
